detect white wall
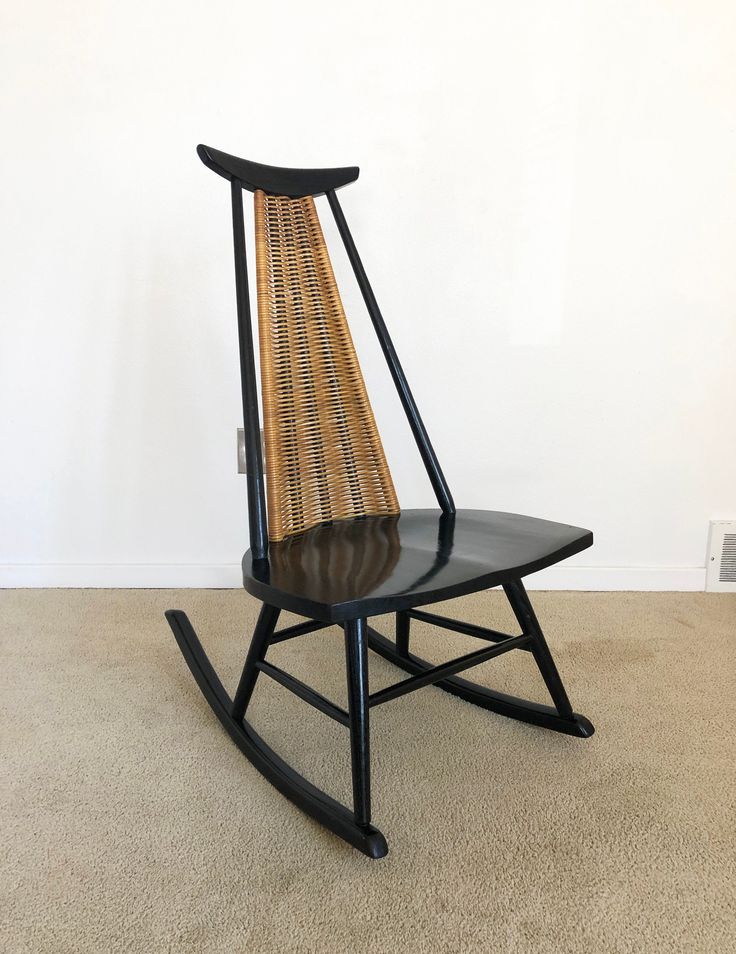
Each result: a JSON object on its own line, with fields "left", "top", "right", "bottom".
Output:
{"left": 2, "top": 1, "right": 735, "bottom": 589}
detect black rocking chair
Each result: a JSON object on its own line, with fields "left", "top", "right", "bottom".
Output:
{"left": 166, "top": 145, "right": 595, "bottom": 859}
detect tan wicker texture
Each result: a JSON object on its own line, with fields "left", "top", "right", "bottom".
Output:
{"left": 254, "top": 189, "right": 399, "bottom": 542}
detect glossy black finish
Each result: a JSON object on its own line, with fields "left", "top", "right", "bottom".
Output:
{"left": 365, "top": 625, "right": 594, "bottom": 738}
{"left": 407, "top": 607, "right": 532, "bottom": 650}
{"left": 368, "top": 634, "right": 531, "bottom": 707}
{"left": 395, "top": 610, "right": 410, "bottom": 657}
{"left": 269, "top": 619, "right": 330, "bottom": 645}
{"left": 230, "top": 603, "right": 279, "bottom": 722}
{"left": 230, "top": 179, "right": 268, "bottom": 560}
{"left": 504, "top": 579, "right": 574, "bottom": 720}
{"left": 198, "top": 145, "right": 359, "bottom": 197}
{"left": 257, "top": 659, "right": 350, "bottom": 727}
{"left": 344, "top": 619, "right": 372, "bottom": 829}
{"left": 327, "top": 189, "right": 455, "bottom": 515}
{"left": 243, "top": 509, "right": 593, "bottom": 623}
{"left": 165, "top": 609, "right": 388, "bottom": 858}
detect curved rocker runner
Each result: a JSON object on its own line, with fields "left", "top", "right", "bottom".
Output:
{"left": 166, "top": 146, "right": 595, "bottom": 859}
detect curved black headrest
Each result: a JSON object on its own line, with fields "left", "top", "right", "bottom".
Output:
{"left": 197, "top": 144, "right": 359, "bottom": 198}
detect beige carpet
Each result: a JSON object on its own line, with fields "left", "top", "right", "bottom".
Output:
{"left": 1, "top": 589, "right": 735, "bottom": 954}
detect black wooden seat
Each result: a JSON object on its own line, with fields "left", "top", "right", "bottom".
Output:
{"left": 165, "top": 146, "right": 595, "bottom": 859}
{"left": 244, "top": 509, "right": 592, "bottom": 622}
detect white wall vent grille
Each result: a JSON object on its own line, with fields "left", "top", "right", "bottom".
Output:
{"left": 706, "top": 521, "right": 736, "bottom": 592}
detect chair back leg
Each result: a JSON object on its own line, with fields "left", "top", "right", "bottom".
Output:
{"left": 395, "top": 610, "right": 410, "bottom": 657}
{"left": 503, "top": 580, "right": 574, "bottom": 720}
{"left": 344, "top": 618, "right": 372, "bottom": 828}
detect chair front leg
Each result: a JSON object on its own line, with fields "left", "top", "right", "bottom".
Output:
{"left": 231, "top": 603, "right": 281, "bottom": 722}
{"left": 344, "top": 617, "right": 371, "bottom": 828}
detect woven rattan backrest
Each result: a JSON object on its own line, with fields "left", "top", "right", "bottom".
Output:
{"left": 254, "top": 189, "right": 399, "bottom": 542}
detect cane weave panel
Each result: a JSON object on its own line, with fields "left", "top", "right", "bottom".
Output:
{"left": 254, "top": 189, "right": 399, "bottom": 542}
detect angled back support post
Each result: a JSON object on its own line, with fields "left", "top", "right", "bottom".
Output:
{"left": 326, "top": 190, "right": 455, "bottom": 516}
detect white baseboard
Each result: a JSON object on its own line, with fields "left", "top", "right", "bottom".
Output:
{"left": 0, "top": 564, "right": 244, "bottom": 588}
{"left": 0, "top": 563, "right": 706, "bottom": 591}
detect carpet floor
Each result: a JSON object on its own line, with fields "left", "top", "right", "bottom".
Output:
{"left": 1, "top": 589, "right": 734, "bottom": 953}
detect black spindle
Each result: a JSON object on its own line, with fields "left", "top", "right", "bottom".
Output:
{"left": 230, "top": 178, "right": 269, "bottom": 560}
{"left": 326, "top": 189, "right": 455, "bottom": 515}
